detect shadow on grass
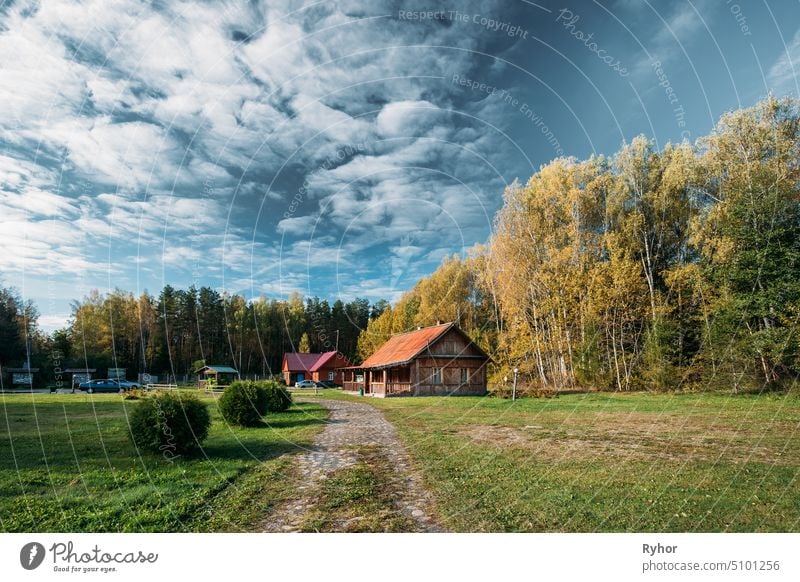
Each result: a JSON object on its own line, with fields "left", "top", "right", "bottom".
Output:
{"left": 216, "top": 408, "right": 327, "bottom": 431}
{"left": 264, "top": 416, "right": 326, "bottom": 429}
{"left": 194, "top": 406, "right": 326, "bottom": 460}
{"left": 194, "top": 440, "right": 306, "bottom": 462}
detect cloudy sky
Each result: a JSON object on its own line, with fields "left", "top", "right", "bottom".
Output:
{"left": 1, "top": 0, "right": 798, "bottom": 330}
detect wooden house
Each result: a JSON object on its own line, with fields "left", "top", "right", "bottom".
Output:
{"left": 341, "top": 322, "right": 490, "bottom": 397}
{"left": 282, "top": 351, "right": 352, "bottom": 385}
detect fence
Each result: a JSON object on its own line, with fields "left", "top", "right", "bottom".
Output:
{"left": 144, "top": 383, "right": 179, "bottom": 391}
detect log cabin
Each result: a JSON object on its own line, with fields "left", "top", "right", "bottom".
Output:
{"left": 341, "top": 322, "right": 490, "bottom": 397}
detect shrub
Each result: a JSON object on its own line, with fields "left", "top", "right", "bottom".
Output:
{"left": 122, "top": 388, "right": 147, "bottom": 400}
{"left": 218, "top": 380, "right": 269, "bottom": 426}
{"left": 128, "top": 391, "right": 211, "bottom": 457}
{"left": 262, "top": 380, "right": 293, "bottom": 412}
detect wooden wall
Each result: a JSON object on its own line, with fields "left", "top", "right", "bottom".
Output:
{"left": 409, "top": 356, "right": 487, "bottom": 397}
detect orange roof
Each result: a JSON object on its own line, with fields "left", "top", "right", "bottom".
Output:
{"left": 360, "top": 322, "right": 454, "bottom": 368}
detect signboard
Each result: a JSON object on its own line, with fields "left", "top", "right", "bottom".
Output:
{"left": 139, "top": 373, "right": 156, "bottom": 385}
{"left": 72, "top": 373, "right": 91, "bottom": 386}
{"left": 356, "top": 374, "right": 364, "bottom": 383}
{"left": 12, "top": 373, "right": 33, "bottom": 385}
{"left": 108, "top": 368, "right": 126, "bottom": 379}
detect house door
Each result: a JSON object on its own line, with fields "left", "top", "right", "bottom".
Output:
{"left": 297, "top": 373, "right": 304, "bottom": 381}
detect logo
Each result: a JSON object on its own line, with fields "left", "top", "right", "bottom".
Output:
{"left": 20, "top": 542, "right": 46, "bottom": 570}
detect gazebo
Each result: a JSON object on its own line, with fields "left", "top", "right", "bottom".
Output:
{"left": 197, "top": 365, "right": 239, "bottom": 390}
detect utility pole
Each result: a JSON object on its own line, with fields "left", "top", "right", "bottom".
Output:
{"left": 512, "top": 367, "right": 519, "bottom": 401}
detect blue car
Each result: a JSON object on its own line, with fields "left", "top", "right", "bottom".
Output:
{"left": 79, "top": 379, "right": 139, "bottom": 393}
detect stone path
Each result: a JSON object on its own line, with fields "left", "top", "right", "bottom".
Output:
{"left": 260, "top": 398, "right": 444, "bottom": 532}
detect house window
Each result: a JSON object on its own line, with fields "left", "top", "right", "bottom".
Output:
{"left": 328, "top": 371, "right": 335, "bottom": 381}
{"left": 461, "top": 368, "right": 469, "bottom": 384}
{"left": 431, "top": 368, "right": 442, "bottom": 384}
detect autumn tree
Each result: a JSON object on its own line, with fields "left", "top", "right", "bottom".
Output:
{"left": 690, "top": 96, "right": 800, "bottom": 389}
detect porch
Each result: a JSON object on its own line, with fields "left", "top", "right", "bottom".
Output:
{"left": 341, "top": 366, "right": 413, "bottom": 397}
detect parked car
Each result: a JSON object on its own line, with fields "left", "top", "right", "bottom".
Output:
{"left": 78, "top": 379, "right": 139, "bottom": 393}
{"left": 316, "top": 380, "right": 341, "bottom": 389}
{"left": 117, "top": 379, "right": 141, "bottom": 390}
{"left": 294, "top": 379, "right": 317, "bottom": 389}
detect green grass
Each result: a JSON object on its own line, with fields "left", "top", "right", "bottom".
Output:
{"left": 299, "top": 445, "right": 417, "bottom": 533}
{"left": 0, "top": 392, "right": 327, "bottom": 532}
{"left": 5, "top": 389, "right": 799, "bottom": 532}
{"left": 305, "top": 389, "right": 800, "bottom": 532}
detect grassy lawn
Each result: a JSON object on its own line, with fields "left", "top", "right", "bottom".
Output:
{"left": 0, "top": 392, "right": 327, "bottom": 532}
{"left": 305, "top": 389, "right": 800, "bottom": 532}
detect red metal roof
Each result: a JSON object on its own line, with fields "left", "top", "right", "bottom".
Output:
{"left": 360, "top": 322, "right": 454, "bottom": 368}
{"left": 310, "top": 351, "right": 342, "bottom": 371}
{"left": 283, "top": 351, "right": 348, "bottom": 372}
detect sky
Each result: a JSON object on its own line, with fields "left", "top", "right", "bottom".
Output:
{"left": 1, "top": 0, "right": 799, "bottom": 332}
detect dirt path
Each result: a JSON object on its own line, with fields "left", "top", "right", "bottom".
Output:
{"left": 259, "top": 398, "right": 444, "bottom": 532}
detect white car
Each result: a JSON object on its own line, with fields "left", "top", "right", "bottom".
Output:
{"left": 294, "top": 379, "right": 317, "bottom": 389}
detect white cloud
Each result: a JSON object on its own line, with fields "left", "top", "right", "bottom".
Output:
{"left": 0, "top": 187, "right": 79, "bottom": 218}
{"left": 624, "top": 0, "right": 711, "bottom": 78}
{"left": 0, "top": 215, "right": 101, "bottom": 275}
{"left": 768, "top": 29, "right": 800, "bottom": 97}
{"left": 376, "top": 100, "right": 444, "bottom": 136}
{"left": 38, "top": 313, "right": 72, "bottom": 333}
{"left": 0, "top": 0, "right": 512, "bottom": 301}
{"left": 277, "top": 215, "right": 318, "bottom": 236}
{"left": 51, "top": 119, "right": 179, "bottom": 188}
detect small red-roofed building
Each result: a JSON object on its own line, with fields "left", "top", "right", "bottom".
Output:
{"left": 282, "top": 351, "right": 352, "bottom": 385}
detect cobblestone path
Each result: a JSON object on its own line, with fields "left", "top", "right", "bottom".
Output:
{"left": 260, "top": 398, "right": 444, "bottom": 532}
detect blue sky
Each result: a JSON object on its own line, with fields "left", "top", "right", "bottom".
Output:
{"left": 1, "top": 0, "right": 798, "bottom": 331}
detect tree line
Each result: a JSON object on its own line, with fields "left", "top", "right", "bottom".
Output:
{"left": 360, "top": 96, "right": 800, "bottom": 392}
{"left": 0, "top": 284, "right": 387, "bottom": 384}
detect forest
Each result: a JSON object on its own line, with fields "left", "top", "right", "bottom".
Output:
{"left": 359, "top": 96, "right": 800, "bottom": 392}
{"left": 0, "top": 285, "right": 386, "bottom": 383}
{"left": 1, "top": 96, "right": 798, "bottom": 392}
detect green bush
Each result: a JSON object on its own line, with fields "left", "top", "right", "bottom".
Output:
{"left": 218, "top": 380, "right": 269, "bottom": 426}
{"left": 122, "top": 388, "right": 147, "bottom": 400}
{"left": 262, "top": 380, "right": 292, "bottom": 412}
{"left": 128, "top": 391, "right": 211, "bottom": 457}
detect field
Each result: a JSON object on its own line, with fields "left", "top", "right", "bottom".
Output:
{"left": 0, "top": 392, "right": 327, "bottom": 532}
{"left": 2, "top": 389, "right": 799, "bottom": 532}
{"left": 306, "top": 389, "right": 800, "bottom": 532}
